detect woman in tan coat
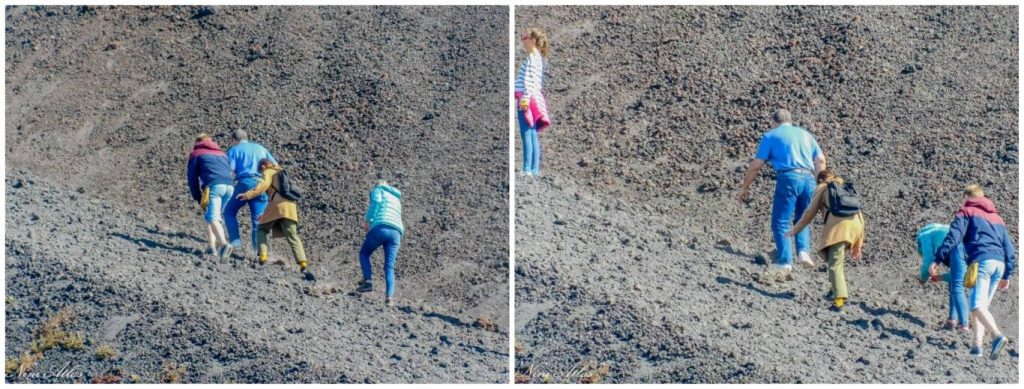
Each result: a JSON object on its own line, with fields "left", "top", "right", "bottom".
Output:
{"left": 788, "top": 169, "right": 866, "bottom": 312}
{"left": 236, "top": 159, "right": 308, "bottom": 272}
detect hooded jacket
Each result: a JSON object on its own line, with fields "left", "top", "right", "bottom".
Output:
{"left": 187, "top": 139, "right": 233, "bottom": 202}
{"left": 935, "top": 197, "right": 1016, "bottom": 280}
{"left": 365, "top": 184, "right": 404, "bottom": 235}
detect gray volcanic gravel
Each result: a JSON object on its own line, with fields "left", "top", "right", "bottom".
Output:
{"left": 514, "top": 6, "right": 1018, "bottom": 383}
{"left": 6, "top": 5, "right": 508, "bottom": 383}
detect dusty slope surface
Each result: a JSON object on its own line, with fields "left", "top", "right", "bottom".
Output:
{"left": 514, "top": 6, "right": 1018, "bottom": 383}
{"left": 6, "top": 5, "right": 508, "bottom": 383}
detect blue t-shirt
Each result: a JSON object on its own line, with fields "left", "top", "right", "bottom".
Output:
{"left": 754, "top": 124, "right": 822, "bottom": 172}
{"left": 227, "top": 141, "right": 277, "bottom": 179}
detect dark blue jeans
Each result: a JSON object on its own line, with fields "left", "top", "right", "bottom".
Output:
{"left": 224, "top": 176, "right": 269, "bottom": 250}
{"left": 360, "top": 225, "right": 402, "bottom": 297}
{"left": 771, "top": 170, "right": 815, "bottom": 265}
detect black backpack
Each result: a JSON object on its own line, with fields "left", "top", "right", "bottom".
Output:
{"left": 272, "top": 169, "right": 302, "bottom": 202}
{"left": 826, "top": 181, "right": 860, "bottom": 219}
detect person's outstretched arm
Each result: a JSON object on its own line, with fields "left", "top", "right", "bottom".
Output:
{"left": 240, "top": 170, "right": 274, "bottom": 200}
{"left": 737, "top": 159, "right": 765, "bottom": 202}
{"left": 1001, "top": 227, "right": 1016, "bottom": 283}
{"left": 935, "top": 214, "right": 968, "bottom": 269}
{"left": 187, "top": 158, "right": 201, "bottom": 203}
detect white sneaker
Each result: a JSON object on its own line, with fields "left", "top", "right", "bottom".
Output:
{"left": 774, "top": 264, "right": 793, "bottom": 272}
{"left": 797, "top": 251, "right": 815, "bottom": 268}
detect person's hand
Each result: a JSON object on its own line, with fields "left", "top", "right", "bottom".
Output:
{"left": 736, "top": 188, "right": 748, "bottom": 203}
{"left": 784, "top": 229, "right": 796, "bottom": 238}
{"left": 851, "top": 246, "right": 862, "bottom": 260}
{"left": 518, "top": 98, "right": 529, "bottom": 112}
{"left": 235, "top": 193, "right": 247, "bottom": 201}
{"left": 928, "top": 262, "right": 940, "bottom": 280}
{"left": 998, "top": 279, "right": 1010, "bottom": 291}
{"left": 363, "top": 221, "right": 369, "bottom": 232}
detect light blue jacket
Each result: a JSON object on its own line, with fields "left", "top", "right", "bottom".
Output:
{"left": 365, "top": 184, "right": 404, "bottom": 235}
{"left": 917, "top": 223, "right": 965, "bottom": 282}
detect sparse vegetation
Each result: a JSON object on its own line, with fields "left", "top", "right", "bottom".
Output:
{"left": 161, "top": 362, "right": 187, "bottom": 383}
{"left": 5, "top": 357, "right": 18, "bottom": 375}
{"left": 29, "top": 308, "right": 85, "bottom": 353}
{"left": 14, "top": 351, "right": 42, "bottom": 377}
{"left": 91, "top": 369, "right": 123, "bottom": 384}
{"left": 474, "top": 317, "right": 498, "bottom": 332}
{"left": 577, "top": 361, "right": 611, "bottom": 384}
{"left": 5, "top": 296, "right": 14, "bottom": 308}
{"left": 94, "top": 345, "right": 117, "bottom": 360}
{"left": 515, "top": 341, "right": 526, "bottom": 355}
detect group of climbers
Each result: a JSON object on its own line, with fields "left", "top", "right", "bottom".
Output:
{"left": 738, "top": 109, "right": 1014, "bottom": 359}
{"left": 186, "top": 131, "right": 406, "bottom": 306}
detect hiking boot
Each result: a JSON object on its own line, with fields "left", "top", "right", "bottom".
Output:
{"left": 958, "top": 325, "right": 970, "bottom": 334}
{"left": 356, "top": 280, "right": 373, "bottom": 293}
{"left": 385, "top": 297, "right": 394, "bottom": 307}
{"left": 829, "top": 299, "right": 846, "bottom": 313}
{"left": 774, "top": 263, "right": 793, "bottom": 273}
{"left": 298, "top": 260, "right": 307, "bottom": 272}
{"left": 218, "top": 244, "right": 233, "bottom": 263}
{"left": 797, "top": 251, "right": 815, "bottom": 268}
{"left": 990, "top": 335, "right": 1007, "bottom": 359}
{"left": 970, "top": 346, "right": 983, "bottom": 358}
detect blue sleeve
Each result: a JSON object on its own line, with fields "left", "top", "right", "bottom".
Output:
{"left": 187, "top": 157, "right": 200, "bottom": 202}
{"left": 936, "top": 216, "right": 968, "bottom": 268}
{"left": 1002, "top": 227, "right": 1016, "bottom": 280}
{"left": 754, "top": 136, "right": 771, "bottom": 161}
{"left": 227, "top": 148, "right": 238, "bottom": 174}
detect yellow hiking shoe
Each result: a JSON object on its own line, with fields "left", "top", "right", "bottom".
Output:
{"left": 298, "top": 260, "right": 307, "bottom": 272}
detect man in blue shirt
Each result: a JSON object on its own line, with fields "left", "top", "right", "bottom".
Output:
{"left": 223, "top": 129, "right": 277, "bottom": 253}
{"left": 737, "top": 109, "right": 827, "bottom": 272}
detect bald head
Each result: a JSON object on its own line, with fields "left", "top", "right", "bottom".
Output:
{"left": 772, "top": 109, "right": 792, "bottom": 126}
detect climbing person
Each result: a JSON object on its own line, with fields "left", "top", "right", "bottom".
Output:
{"left": 515, "top": 28, "right": 550, "bottom": 177}
{"left": 737, "top": 109, "right": 827, "bottom": 272}
{"left": 933, "top": 184, "right": 1015, "bottom": 359}
{"left": 235, "top": 158, "right": 308, "bottom": 273}
{"left": 916, "top": 223, "right": 969, "bottom": 332}
{"left": 355, "top": 179, "right": 405, "bottom": 307}
{"left": 788, "top": 168, "right": 865, "bottom": 312}
{"left": 223, "top": 129, "right": 277, "bottom": 256}
{"left": 187, "top": 134, "right": 235, "bottom": 262}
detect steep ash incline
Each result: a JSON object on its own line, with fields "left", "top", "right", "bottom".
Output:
{"left": 6, "top": 6, "right": 508, "bottom": 383}
{"left": 514, "top": 6, "right": 1017, "bottom": 383}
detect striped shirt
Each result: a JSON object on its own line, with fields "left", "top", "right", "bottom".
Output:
{"left": 515, "top": 49, "right": 544, "bottom": 98}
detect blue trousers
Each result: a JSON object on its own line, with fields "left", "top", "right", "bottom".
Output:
{"left": 518, "top": 110, "right": 541, "bottom": 175}
{"left": 771, "top": 171, "right": 815, "bottom": 265}
{"left": 946, "top": 246, "right": 969, "bottom": 326}
{"left": 223, "top": 177, "right": 269, "bottom": 250}
{"left": 360, "top": 225, "right": 402, "bottom": 297}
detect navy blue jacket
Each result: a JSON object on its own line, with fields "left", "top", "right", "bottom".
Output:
{"left": 187, "top": 139, "right": 234, "bottom": 202}
{"left": 935, "top": 197, "right": 1016, "bottom": 280}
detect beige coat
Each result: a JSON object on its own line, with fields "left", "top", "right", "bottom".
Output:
{"left": 241, "top": 167, "right": 299, "bottom": 226}
{"left": 792, "top": 183, "right": 866, "bottom": 255}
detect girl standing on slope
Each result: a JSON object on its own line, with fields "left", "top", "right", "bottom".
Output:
{"left": 788, "top": 169, "right": 866, "bottom": 312}
{"left": 515, "top": 28, "right": 550, "bottom": 177}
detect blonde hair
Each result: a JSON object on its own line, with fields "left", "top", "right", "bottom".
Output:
{"left": 816, "top": 168, "right": 844, "bottom": 185}
{"left": 526, "top": 28, "right": 550, "bottom": 57}
{"left": 964, "top": 184, "right": 985, "bottom": 198}
{"left": 195, "top": 133, "right": 211, "bottom": 142}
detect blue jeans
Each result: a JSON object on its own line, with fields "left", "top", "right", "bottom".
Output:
{"left": 969, "top": 259, "right": 1005, "bottom": 310}
{"left": 224, "top": 177, "right": 269, "bottom": 250}
{"left": 360, "top": 225, "right": 402, "bottom": 297}
{"left": 771, "top": 170, "right": 815, "bottom": 265}
{"left": 946, "top": 246, "right": 969, "bottom": 326}
{"left": 518, "top": 110, "right": 540, "bottom": 175}
{"left": 204, "top": 184, "right": 234, "bottom": 223}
